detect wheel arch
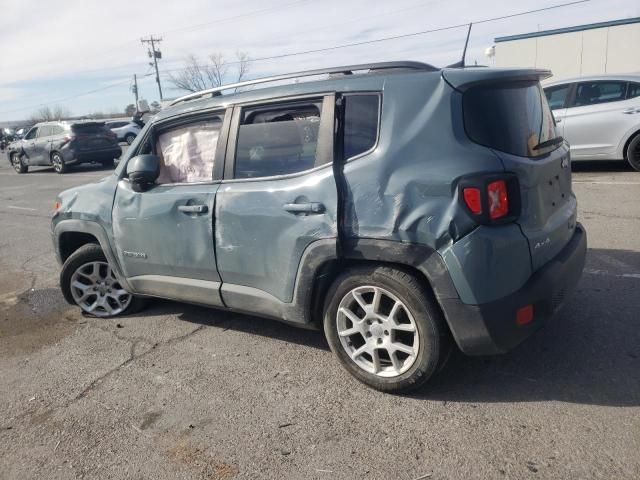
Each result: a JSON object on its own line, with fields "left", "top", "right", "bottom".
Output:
{"left": 622, "top": 128, "right": 640, "bottom": 160}
{"left": 295, "top": 239, "right": 460, "bottom": 333}
{"left": 53, "top": 219, "right": 132, "bottom": 291}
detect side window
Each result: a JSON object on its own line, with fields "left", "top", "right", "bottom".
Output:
{"left": 628, "top": 83, "right": 640, "bottom": 99}
{"left": 51, "top": 125, "right": 64, "bottom": 136}
{"left": 344, "top": 94, "right": 380, "bottom": 159}
{"left": 234, "top": 100, "right": 322, "bottom": 179}
{"left": 37, "top": 126, "right": 52, "bottom": 137}
{"left": 544, "top": 85, "right": 570, "bottom": 110}
{"left": 155, "top": 116, "right": 222, "bottom": 184}
{"left": 24, "top": 128, "right": 38, "bottom": 140}
{"left": 574, "top": 81, "right": 627, "bottom": 107}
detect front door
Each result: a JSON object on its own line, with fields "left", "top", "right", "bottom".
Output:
{"left": 215, "top": 95, "right": 338, "bottom": 309}
{"left": 21, "top": 126, "right": 43, "bottom": 165}
{"left": 112, "top": 110, "right": 230, "bottom": 307}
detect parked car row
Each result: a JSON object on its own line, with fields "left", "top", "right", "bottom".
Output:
{"left": 543, "top": 74, "right": 640, "bottom": 171}
{"left": 6, "top": 121, "right": 122, "bottom": 174}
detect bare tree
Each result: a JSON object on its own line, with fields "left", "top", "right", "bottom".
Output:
{"left": 167, "top": 51, "right": 251, "bottom": 93}
{"left": 30, "top": 105, "right": 71, "bottom": 123}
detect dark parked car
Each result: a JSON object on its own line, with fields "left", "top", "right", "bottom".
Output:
{"left": 52, "top": 61, "right": 586, "bottom": 392}
{"left": 7, "top": 121, "right": 121, "bottom": 174}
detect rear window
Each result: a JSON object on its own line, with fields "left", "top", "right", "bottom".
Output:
{"left": 72, "top": 123, "right": 108, "bottom": 134}
{"left": 464, "top": 81, "right": 558, "bottom": 158}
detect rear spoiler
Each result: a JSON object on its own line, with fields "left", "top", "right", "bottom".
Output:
{"left": 442, "top": 68, "right": 552, "bottom": 92}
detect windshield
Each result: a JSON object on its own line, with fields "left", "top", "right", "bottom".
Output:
{"left": 463, "top": 81, "right": 559, "bottom": 158}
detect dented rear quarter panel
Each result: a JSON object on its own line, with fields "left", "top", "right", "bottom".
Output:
{"left": 342, "top": 73, "right": 533, "bottom": 304}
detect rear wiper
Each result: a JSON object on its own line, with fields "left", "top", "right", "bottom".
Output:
{"left": 533, "top": 136, "right": 564, "bottom": 151}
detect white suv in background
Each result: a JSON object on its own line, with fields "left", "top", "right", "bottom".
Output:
{"left": 105, "top": 120, "right": 141, "bottom": 145}
{"left": 544, "top": 74, "right": 640, "bottom": 171}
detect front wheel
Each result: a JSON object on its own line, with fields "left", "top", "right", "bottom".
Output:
{"left": 10, "top": 152, "right": 27, "bottom": 174}
{"left": 125, "top": 133, "right": 136, "bottom": 145}
{"left": 626, "top": 133, "right": 640, "bottom": 172}
{"left": 51, "top": 152, "right": 67, "bottom": 174}
{"left": 323, "top": 265, "right": 450, "bottom": 393}
{"left": 101, "top": 158, "right": 115, "bottom": 168}
{"left": 60, "top": 243, "right": 145, "bottom": 318}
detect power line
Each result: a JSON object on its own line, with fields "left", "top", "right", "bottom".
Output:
{"left": 158, "top": 0, "right": 313, "bottom": 36}
{"left": 160, "top": 0, "right": 590, "bottom": 73}
{"left": 1, "top": 0, "right": 590, "bottom": 115}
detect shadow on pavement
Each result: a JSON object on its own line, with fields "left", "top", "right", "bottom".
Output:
{"left": 571, "top": 159, "right": 631, "bottom": 172}
{"left": 138, "top": 247, "right": 639, "bottom": 407}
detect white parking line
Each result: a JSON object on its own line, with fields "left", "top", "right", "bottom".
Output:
{"left": 585, "top": 268, "right": 640, "bottom": 279}
{"left": 573, "top": 181, "right": 640, "bottom": 185}
{"left": 6, "top": 205, "right": 37, "bottom": 211}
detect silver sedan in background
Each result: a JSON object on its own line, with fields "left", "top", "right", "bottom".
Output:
{"left": 544, "top": 74, "right": 640, "bottom": 171}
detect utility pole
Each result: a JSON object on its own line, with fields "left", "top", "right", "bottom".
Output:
{"left": 141, "top": 36, "right": 163, "bottom": 100}
{"left": 131, "top": 73, "right": 139, "bottom": 104}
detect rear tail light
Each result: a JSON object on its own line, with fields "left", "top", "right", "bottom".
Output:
{"left": 516, "top": 304, "right": 534, "bottom": 326}
{"left": 487, "top": 180, "right": 508, "bottom": 220}
{"left": 459, "top": 174, "right": 520, "bottom": 224}
{"left": 462, "top": 187, "right": 482, "bottom": 215}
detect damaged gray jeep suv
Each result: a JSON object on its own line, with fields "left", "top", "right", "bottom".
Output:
{"left": 52, "top": 62, "right": 587, "bottom": 392}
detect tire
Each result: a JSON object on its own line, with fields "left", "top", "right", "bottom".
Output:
{"left": 323, "top": 265, "right": 450, "bottom": 393}
{"left": 51, "top": 152, "right": 67, "bottom": 174}
{"left": 125, "top": 133, "right": 136, "bottom": 145}
{"left": 625, "top": 133, "right": 640, "bottom": 172}
{"left": 10, "top": 152, "right": 27, "bottom": 174}
{"left": 60, "top": 243, "right": 146, "bottom": 318}
{"left": 101, "top": 158, "right": 115, "bottom": 168}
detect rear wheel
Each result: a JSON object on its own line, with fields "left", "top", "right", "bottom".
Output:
{"left": 125, "top": 133, "right": 136, "bottom": 145}
{"left": 60, "top": 243, "right": 146, "bottom": 318}
{"left": 323, "top": 265, "right": 449, "bottom": 393}
{"left": 51, "top": 152, "right": 67, "bottom": 174}
{"left": 101, "top": 158, "right": 115, "bottom": 168}
{"left": 10, "top": 153, "right": 27, "bottom": 174}
{"left": 626, "top": 133, "right": 640, "bottom": 172}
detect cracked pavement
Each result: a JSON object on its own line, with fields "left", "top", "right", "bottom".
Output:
{"left": 0, "top": 158, "right": 639, "bottom": 479}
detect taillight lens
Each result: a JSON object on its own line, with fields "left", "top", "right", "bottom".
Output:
{"left": 487, "top": 180, "right": 509, "bottom": 220}
{"left": 458, "top": 174, "right": 520, "bottom": 224}
{"left": 463, "top": 187, "right": 482, "bottom": 215}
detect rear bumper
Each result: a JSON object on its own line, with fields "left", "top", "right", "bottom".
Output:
{"left": 440, "top": 223, "right": 587, "bottom": 355}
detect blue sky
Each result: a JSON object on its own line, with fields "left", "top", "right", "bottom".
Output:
{"left": 1, "top": 0, "right": 639, "bottom": 122}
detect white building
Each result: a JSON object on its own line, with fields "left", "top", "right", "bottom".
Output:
{"left": 494, "top": 17, "right": 640, "bottom": 82}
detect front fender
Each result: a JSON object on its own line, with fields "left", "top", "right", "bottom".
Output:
{"left": 53, "top": 219, "right": 132, "bottom": 291}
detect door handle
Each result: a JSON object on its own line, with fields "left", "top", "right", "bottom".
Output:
{"left": 283, "top": 202, "right": 325, "bottom": 214}
{"left": 622, "top": 107, "right": 640, "bottom": 114}
{"left": 178, "top": 204, "right": 208, "bottom": 214}
{"left": 555, "top": 118, "right": 562, "bottom": 123}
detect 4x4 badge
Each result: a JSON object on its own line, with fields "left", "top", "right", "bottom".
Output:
{"left": 561, "top": 157, "right": 569, "bottom": 169}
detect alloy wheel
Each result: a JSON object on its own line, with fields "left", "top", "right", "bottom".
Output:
{"left": 11, "top": 154, "right": 22, "bottom": 172}
{"left": 70, "top": 261, "right": 132, "bottom": 317}
{"left": 336, "top": 286, "right": 419, "bottom": 377}
{"left": 52, "top": 154, "right": 63, "bottom": 173}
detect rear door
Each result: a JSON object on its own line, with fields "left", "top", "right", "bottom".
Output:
{"left": 112, "top": 110, "right": 230, "bottom": 306}
{"left": 214, "top": 95, "right": 337, "bottom": 307}
{"left": 561, "top": 80, "right": 629, "bottom": 159}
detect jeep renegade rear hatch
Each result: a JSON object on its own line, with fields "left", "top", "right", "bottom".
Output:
{"left": 448, "top": 69, "right": 578, "bottom": 272}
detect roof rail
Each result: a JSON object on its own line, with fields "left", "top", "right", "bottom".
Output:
{"left": 169, "top": 61, "right": 437, "bottom": 106}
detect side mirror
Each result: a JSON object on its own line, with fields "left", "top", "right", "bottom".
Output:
{"left": 126, "top": 154, "right": 160, "bottom": 192}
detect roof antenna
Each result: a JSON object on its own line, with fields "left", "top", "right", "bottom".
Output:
{"left": 446, "top": 22, "right": 473, "bottom": 68}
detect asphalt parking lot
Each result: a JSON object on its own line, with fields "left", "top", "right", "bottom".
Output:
{"left": 0, "top": 155, "right": 638, "bottom": 480}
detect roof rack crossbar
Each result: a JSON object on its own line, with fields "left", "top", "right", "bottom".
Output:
{"left": 169, "top": 61, "right": 437, "bottom": 106}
